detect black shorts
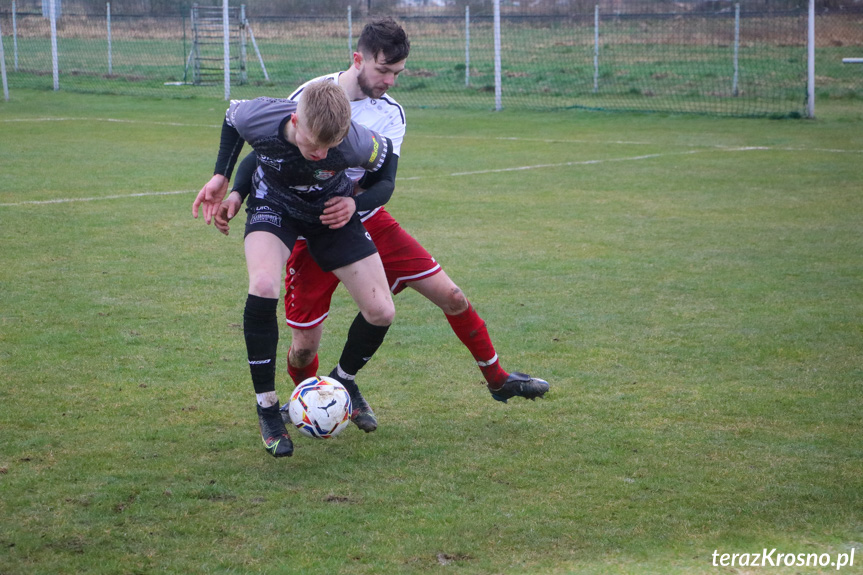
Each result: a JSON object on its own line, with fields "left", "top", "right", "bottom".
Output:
{"left": 244, "top": 201, "right": 377, "bottom": 273}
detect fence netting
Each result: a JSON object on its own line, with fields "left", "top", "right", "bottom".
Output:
{"left": 2, "top": 1, "right": 862, "bottom": 117}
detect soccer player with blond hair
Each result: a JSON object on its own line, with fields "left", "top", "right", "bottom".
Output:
{"left": 193, "top": 80, "right": 398, "bottom": 457}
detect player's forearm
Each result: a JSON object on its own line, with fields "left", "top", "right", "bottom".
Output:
{"left": 354, "top": 153, "right": 398, "bottom": 212}
{"left": 213, "top": 118, "right": 245, "bottom": 180}
{"left": 231, "top": 151, "right": 257, "bottom": 202}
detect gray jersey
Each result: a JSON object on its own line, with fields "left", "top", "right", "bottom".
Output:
{"left": 223, "top": 97, "right": 390, "bottom": 223}
{"left": 289, "top": 74, "right": 406, "bottom": 221}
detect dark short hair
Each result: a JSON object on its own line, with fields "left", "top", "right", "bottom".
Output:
{"left": 357, "top": 18, "right": 410, "bottom": 65}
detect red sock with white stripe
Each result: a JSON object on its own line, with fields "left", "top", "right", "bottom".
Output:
{"left": 445, "top": 302, "right": 509, "bottom": 389}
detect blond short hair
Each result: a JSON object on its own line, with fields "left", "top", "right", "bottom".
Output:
{"left": 296, "top": 80, "right": 351, "bottom": 149}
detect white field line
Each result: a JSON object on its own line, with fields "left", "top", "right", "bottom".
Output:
{"left": 1, "top": 116, "right": 221, "bottom": 129}
{"left": 426, "top": 150, "right": 705, "bottom": 179}
{"left": 0, "top": 190, "right": 192, "bottom": 207}
{"left": 2, "top": 117, "right": 861, "bottom": 206}
{"left": 402, "top": 146, "right": 778, "bottom": 180}
{"left": 418, "top": 135, "right": 863, "bottom": 156}
{"left": 419, "top": 134, "right": 656, "bottom": 146}
{"left": 0, "top": 147, "right": 790, "bottom": 207}
{"left": 5, "top": 117, "right": 863, "bottom": 155}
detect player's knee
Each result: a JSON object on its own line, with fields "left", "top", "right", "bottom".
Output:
{"left": 248, "top": 275, "right": 280, "bottom": 299}
{"left": 377, "top": 305, "right": 396, "bottom": 327}
{"left": 290, "top": 346, "right": 316, "bottom": 368}
{"left": 363, "top": 301, "right": 395, "bottom": 327}
{"left": 440, "top": 286, "right": 469, "bottom": 316}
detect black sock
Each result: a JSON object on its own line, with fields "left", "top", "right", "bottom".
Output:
{"left": 243, "top": 294, "right": 279, "bottom": 395}
{"left": 336, "top": 312, "right": 390, "bottom": 377}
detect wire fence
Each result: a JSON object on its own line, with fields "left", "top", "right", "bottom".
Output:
{"left": 1, "top": 1, "right": 862, "bottom": 116}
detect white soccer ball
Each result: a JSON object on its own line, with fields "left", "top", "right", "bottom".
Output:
{"left": 281, "top": 376, "right": 352, "bottom": 439}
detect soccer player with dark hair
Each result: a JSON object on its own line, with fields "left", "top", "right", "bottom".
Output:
{"left": 193, "top": 80, "right": 398, "bottom": 457}
{"left": 216, "top": 18, "right": 549, "bottom": 434}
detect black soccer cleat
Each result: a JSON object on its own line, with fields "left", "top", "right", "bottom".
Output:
{"left": 329, "top": 369, "right": 378, "bottom": 433}
{"left": 489, "top": 372, "right": 550, "bottom": 403}
{"left": 257, "top": 402, "right": 294, "bottom": 457}
{"left": 348, "top": 391, "right": 378, "bottom": 433}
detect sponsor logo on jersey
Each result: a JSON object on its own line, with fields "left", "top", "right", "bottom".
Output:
{"left": 258, "top": 154, "right": 281, "bottom": 170}
{"left": 314, "top": 169, "right": 336, "bottom": 181}
{"left": 250, "top": 207, "right": 282, "bottom": 227}
{"left": 291, "top": 184, "right": 324, "bottom": 194}
{"left": 369, "top": 135, "right": 380, "bottom": 163}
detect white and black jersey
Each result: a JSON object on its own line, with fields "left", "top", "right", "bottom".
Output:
{"left": 215, "top": 97, "right": 392, "bottom": 224}
{"left": 290, "top": 74, "right": 406, "bottom": 220}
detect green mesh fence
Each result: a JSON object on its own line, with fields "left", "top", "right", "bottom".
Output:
{"left": 2, "top": 2, "right": 862, "bottom": 116}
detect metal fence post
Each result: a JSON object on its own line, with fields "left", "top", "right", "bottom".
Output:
{"left": 107, "top": 2, "right": 113, "bottom": 76}
{"left": 12, "top": 0, "right": 19, "bottom": 71}
{"left": 465, "top": 5, "right": 470, "bottom": 87}
{"left": 807, "top": 0, "right": 815, "bottom": 118}
{"left": 240, "top": 4, "right": 247, "bottom": 83}
{"left": 1, "top": 17, "right": 9, "bottom": 101}
{"left": 223, "top": 0, "right": 230, "bottom": 100}
{"left": 594, "top": 5, "right": 599, "bottom": 93}
{"left": 733, "top": 3, "right": 739, "bottom": 97}
{"left": 50, "top": 0, "right": 59, "bottom": 91}
{"left": 493, "top": 0, "right": 502, "bottom": 111}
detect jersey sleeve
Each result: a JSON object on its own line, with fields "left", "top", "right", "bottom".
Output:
{"left": 214, "top": 99, "right": 259, "bottom": 179}
{"left": 214, "top": 114, "right": 245, "bottom": 178}
{"left": 226, "top": 98, "right": 293, "bottom": 143}
{"left": 216, "top": 98, "right": 294, "bottom": 179}
{"left": 341, "top": 122, "right": 391, "bottom": 173}
{"left": 224, "top": 99, "right": 248, "bottom": 131}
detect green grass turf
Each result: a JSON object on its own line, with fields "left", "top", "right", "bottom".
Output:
{"left": 0, "top": 90, "right": 861, "bottom": 574}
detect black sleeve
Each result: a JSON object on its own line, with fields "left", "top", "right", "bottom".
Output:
{"left": 213, "top": 118, "right": 246, "bottom": 180}
{"left": 231, "top": 151, "right": 258, "bottom": 202}
{"left": 354, "top": 146, "right": 398, "bottom": 213}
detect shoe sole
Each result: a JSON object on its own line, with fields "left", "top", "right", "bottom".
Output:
{"left": 491, "top": 393, "right": 545, "bottom": 403}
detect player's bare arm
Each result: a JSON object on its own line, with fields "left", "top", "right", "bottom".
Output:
{"left": 214, "top": 191, "right": 243, "bottom": 235}
{"left": 192, "top": 174, "right": 230, "bottom": 224}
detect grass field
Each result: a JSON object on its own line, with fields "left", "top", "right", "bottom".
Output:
{"left": 1, "top": 90, "right": 862, "bottom": 574}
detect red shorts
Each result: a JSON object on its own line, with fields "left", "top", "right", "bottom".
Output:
{"left": 284, "top": 207, "right": 442, "bottom": 329}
